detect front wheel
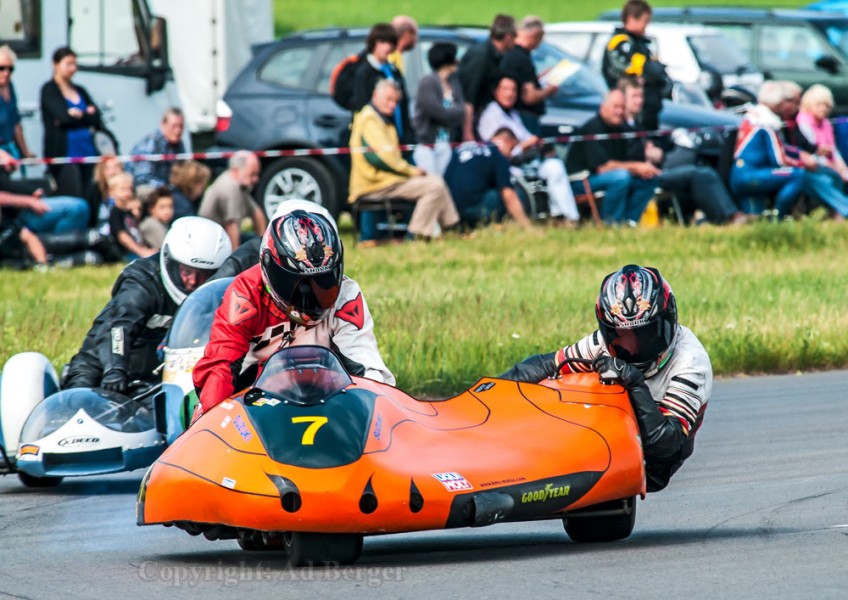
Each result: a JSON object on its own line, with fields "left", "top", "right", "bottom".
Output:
{"left": 563, "top": 496, "right": 636, "bottom": 543}
{"left": 258, "top": 158, "right": 338, "bottom": 220}
{"left": 18, "top": 471, "right": 63, "bottom": 488}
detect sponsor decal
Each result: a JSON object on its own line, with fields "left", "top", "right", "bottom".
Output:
{"left": 336, "top": 292, "right": 365, "bottom": 329}
{"left": 191, "top": 257, "right": 215, "bottom": 266}
{"left": 111, "top": 327, "right": 124, "bottom": 355}
{"left": 57, "top": 436, "right": 101, "bottom": 448}
{"left": 228, "top": 291, "right": 257, "bottom": 325}
{"left": 479, "top": 476, "right": 527, "bottom": 488}
{"left": 473, "top": 382, "right": 495, "bottom": 393}
{"left": 252, "top": 398, "right": 281, "bottom": 407}
{"left": 220, "top": 416, "right": 232, "bottom": 429}
{"left": 373, "top": 413, "right": 383, "bottom": 440}
{"left": 521, "top": 483, "right": 571, "bottom": 504}
{"left": 233, "top": 415, "right": 253, "bottom": 442}
{"left": 18, "top": 444, "right": 40, "bottom": 456}
{"left": 221, "top": 401, "right": 235, "bottom": 410}
{"left": 432, "top": 472, "right": 473, "bottom": 492}
{"left": 221, "top": 477, "right": 236, "bottom": 489}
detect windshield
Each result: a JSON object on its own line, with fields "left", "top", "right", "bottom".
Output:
{"left": 816, "top": 20, "right": 848, "bottom": 60}
{"left": 688, "top": 33, "right": 756, "bottom": 74}
{"left": 249, "top": 346, "right": 352, "bottom": 406}
{"left": 166, "top": 277, "right": 232, "bottom": 349}
{"left": 533, "top": 42, "right": 608, "bottom": 97}
{"left": 20, "top": 388, "right": 155, "bottom": 443}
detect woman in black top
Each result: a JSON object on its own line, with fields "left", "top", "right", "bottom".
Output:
{"left": 40, "top": 47, "right": 101, "bottom": 198}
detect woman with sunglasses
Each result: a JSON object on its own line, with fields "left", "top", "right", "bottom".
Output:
{"left": 0, "top": 44, "right": 34, "bottom": 162}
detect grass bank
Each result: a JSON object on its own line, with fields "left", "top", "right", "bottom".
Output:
{"left": 2, "top": 220, "right": 847, "bottom": 395}
{"left": 273, "top": 0, "right": 803, "bottom": 36}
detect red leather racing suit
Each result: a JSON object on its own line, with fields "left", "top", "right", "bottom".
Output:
{"left": 193, "top": 264, "right": 395, "bottom": 411}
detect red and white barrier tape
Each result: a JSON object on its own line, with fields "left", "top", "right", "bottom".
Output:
{"left": 14, "top": 124, "right": 739, "bottom": 167}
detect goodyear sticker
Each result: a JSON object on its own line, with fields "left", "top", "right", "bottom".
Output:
{"left": 432, "top": 472, "right": 473, "bottom": 492}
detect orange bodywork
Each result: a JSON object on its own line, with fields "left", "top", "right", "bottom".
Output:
{"left": 137, "top": 374, "right": 645, "bottom": 534}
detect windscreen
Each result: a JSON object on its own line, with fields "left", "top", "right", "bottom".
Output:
{"left": 19, "top": 388, "right": 155, "bottom": 443}
{"left": 166, "top": 277, "right": 232, "bottom": 349}
{"left": 687, "top": 34, "right": 756, "bottom": 75}
{"left": 250, "top": 346, "right": 352, "bottom": 406}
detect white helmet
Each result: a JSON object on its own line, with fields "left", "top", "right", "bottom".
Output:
{"left": 271, "top": 199, "right": 338, "bottom": 233}
{"left": 160, "top": 216, "right": 232, "bottom": 305}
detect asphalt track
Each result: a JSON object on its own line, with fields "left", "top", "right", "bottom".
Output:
{"left": 1, "top": 371, "right": 847, "bottom": 599}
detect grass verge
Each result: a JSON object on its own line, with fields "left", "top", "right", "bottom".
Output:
{"left": 2, "top": 220, "right": 847, "bottom": 395}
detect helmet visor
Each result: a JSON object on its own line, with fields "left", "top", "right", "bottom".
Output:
{"left": 265, "top": 265, "right": 341, "bottom": 322}
{"left": 600, "top": 317, "right": 674, "bottom": 366}
{"left": 165, "top": 257, "right": 217, "bottom": 298}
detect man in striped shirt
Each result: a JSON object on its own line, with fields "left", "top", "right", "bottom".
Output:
{"left": 501, "top": 264, "right": 712, "bottom": 492}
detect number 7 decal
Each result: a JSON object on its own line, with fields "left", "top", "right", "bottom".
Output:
{"left": 291, "top": 416, "right": 329, "bottom": 445}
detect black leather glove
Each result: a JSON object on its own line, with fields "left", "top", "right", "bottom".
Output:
{"left": 101, "top": 368, "right": 128, "bottom": 394}
{"left": 592, "top": 355, "right": 645, "bottom": 390}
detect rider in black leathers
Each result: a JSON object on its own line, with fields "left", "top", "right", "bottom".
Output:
{"left": 61, "top": 217, "right": 231, "bottom": 392}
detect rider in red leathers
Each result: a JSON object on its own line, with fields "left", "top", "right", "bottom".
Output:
{"left": 192, "top": 210, "right": 394, "bottom": 418}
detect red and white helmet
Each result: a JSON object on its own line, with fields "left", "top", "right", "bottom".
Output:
{"left": 596, "top": 264, "right": 678, "bottom": 372}
{"left": 259, "top": 210, "right": 343, "bottom": 327}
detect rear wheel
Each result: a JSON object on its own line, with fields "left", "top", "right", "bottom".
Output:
{"left": 18, "top": 471, "right": 63, "bottom": 487}
{"left": 563, "top": 496, "right": 636, "bottom": 543}
{"left": 258, "top": 158, "right": 338, "bottom": 220}
{"left": 283, "top": 532, "right": 363, "bottom": 566}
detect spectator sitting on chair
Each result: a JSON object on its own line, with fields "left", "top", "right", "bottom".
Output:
{"left": 198, "top": 150, "right": 267, "bottom": 250}
{"left": 139, "top": 186, "right": 174, "bottom": 250}
{"left": 565, "top": 89, "right": 660, "bottom": 226}
{"left": 1, "top": 187, "right": 49, "bottom": 269}
{"left": 349, "top": 79, "right": 459, "bottom": 242}
{"left": 443, "top": 129, "right": 534, "bottom": 231}
{"left": 797, "top": 84, "right": 848, "bottom": 182}
{"left": 352, "top": 23, "right": 414, "bottom": 144}
{"left": 108, "top": 172, "right": 154, "bottom": 259}
{"left": 499, "top": 16, "right": 559, "bottom": 135}
{"left": 779, "top": 80, "right": 848, "bottom": 220}
{"left": 413, "top": 42, "right": 465, "bottom": 176}
{"left": 619, "top": 77, "right": 748, "bottom": 225}
{"left": 169, "top": 159, "right": 211, "bottom": 220}
{"left": 126, "top": 107, "right": 186, "bottom": 192}
{"left": 458, "top": 14, "right": 517, "bottom": 142}
{"left": 730, "top": 81, "right": 809, "bottom": 218}
{"left": 478, "top": 74, "right": 579, "bottom": 225}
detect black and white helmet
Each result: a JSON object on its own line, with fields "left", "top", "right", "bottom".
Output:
{"left": 160, "top": 216, "right": 231, "bottom": 305}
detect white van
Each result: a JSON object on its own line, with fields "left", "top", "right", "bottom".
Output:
{"left": 544, "top": 22, "right": 764, "bottom": 94}
{"left": 1, "top": 0, "right": 182, "bottom": 163}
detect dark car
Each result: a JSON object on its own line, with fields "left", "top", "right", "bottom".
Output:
{"left": 601, "top": 7, "right": 848, "bottom": 114}
{"left": 216, "top": 26, "right": 739, "bottom": 219}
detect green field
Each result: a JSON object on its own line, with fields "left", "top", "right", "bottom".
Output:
{"left": 3, "top": 220, "right": 848, "bottom": 395}
{"left": 274, "top": 0, "right": 806, "bottom": 36}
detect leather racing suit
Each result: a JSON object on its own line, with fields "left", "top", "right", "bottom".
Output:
{"left": 192, "top": 264, "right": 395, "bottom": 411}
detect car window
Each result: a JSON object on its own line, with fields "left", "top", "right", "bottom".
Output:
{"left": 316, "top": 42, "right": 362, "bottom": 94}
{"left": 545, "top": 32, "right": 594, "bottom": 62}
{"left": 816, "top": 20, "right": 848, "bottom": 61}
{"left": 532, "top": 42, "right": 607, "bottom": 97}
{"left": 259, "top": 46, "right": 315, "bottom": 89}
{"left": 711, "top": 24, "right": 752, "bottom": 59}
{"left": 587, "top": 35, "right": 607, "bottom": 71}
{"left": 759, "top": 24, "right": 829, "bottom": 72}
{"left": 688, "top": 34, "right": 752, "bottom": 75}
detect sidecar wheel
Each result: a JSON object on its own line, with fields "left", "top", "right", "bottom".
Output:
{"left": 284, "top": 532, "right": 363, "bottom": 566}
{"left": 564, "top": 496, "right": 636, "bottom": 543}
{"left": 18, "top": 471, "right": 63, "bottom": 487}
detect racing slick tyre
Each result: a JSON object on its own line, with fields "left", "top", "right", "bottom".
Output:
{"left": 563, "top": 496, "right": 636, "bottom": 543}
{"left": 283, "top": 532, "right": 363, "bottom": 566}
{"left": 17, "top": 471, "right": 63, "bottom": 487}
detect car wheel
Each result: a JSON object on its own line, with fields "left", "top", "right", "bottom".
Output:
{"left": 563, "top": 496, "right": 636, "bottom": 543}
{"left": 258, "top": 158, "right": 339, "bottom": 220}
{"left": 18, "top": 471, "right": 63, "bottom": 487}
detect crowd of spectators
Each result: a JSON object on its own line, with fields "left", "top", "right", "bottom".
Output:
{"left": 3, "top": 1, "right": 848, "bottom": 268}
